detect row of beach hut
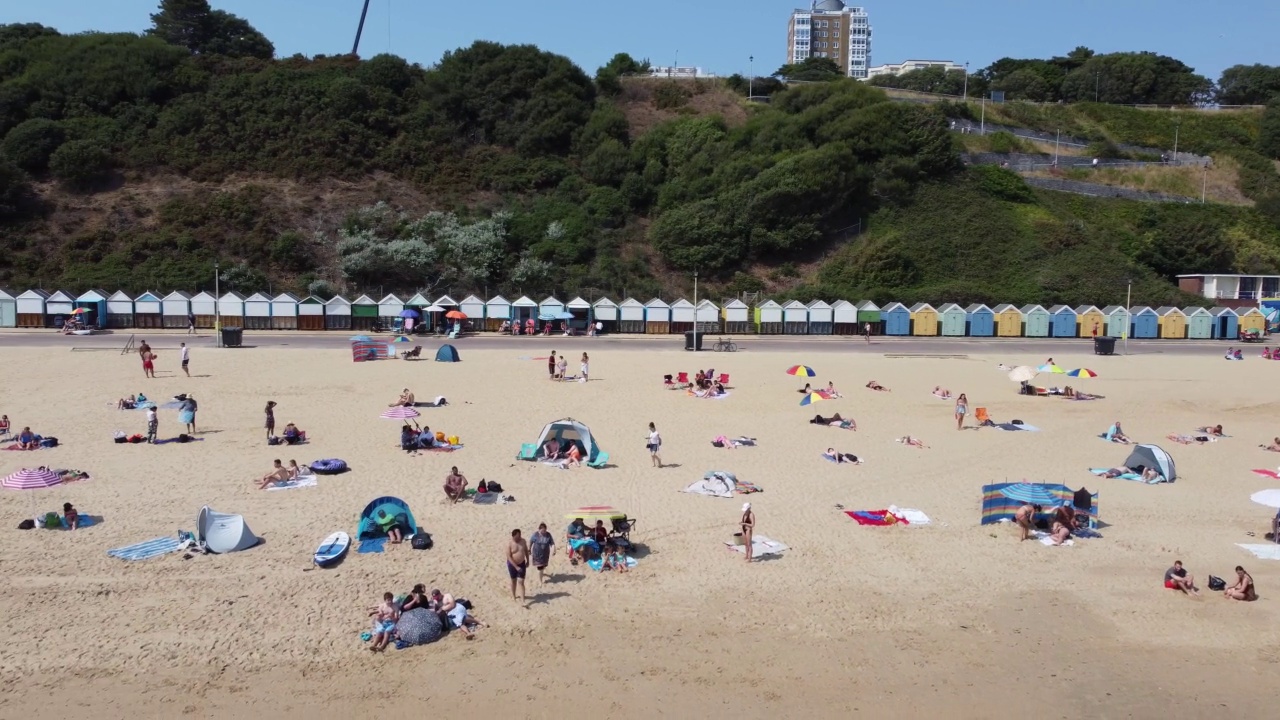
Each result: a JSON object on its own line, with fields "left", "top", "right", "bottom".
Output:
{"left": 0, "top": 289, "right": 1263, "bottom": 339}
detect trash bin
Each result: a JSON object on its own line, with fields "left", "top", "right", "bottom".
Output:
{"left": 221, "top": 326, "right": 243, "bottom": 348}
{"left": 683, "top": 331, "right": 704, "bottom": 351}
{"left": 1093, "top": 336, "right": 1116, "bottom": 355}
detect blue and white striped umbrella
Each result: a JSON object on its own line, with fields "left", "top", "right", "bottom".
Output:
{"left": 999, "top": 483, "right": 1060, "bottom": 506}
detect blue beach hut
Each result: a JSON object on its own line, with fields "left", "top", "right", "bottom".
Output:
{"left": 1210, "top": 307, "right": 1238, "bottom": 339}
{"left": 1049, "top": 305, "right": 1078, "bottom": 338}
{"left": 1020, "top": 304, "right": 1050, "bottom": 337}
{"left": 965, "top": 303, "right": 994, "bottom": 337}
{"left": 881, "top": 302, "right": 911, "bottom": 336}
{"left": 1129, "top": 306, "right": 1159, "bottom": 338}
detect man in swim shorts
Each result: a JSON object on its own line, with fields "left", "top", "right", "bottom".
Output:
{"left": 506, "top": 528, "right": 529, "bottom": 603}
{"left": 1163, "top": 560, "right": 1197, "bottom": 594}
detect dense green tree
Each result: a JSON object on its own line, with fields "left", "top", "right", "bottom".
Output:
{"left": 48, "top": 139, "right": 111, "bottom": 188}
{"left": 0, "top": 156, "right": 34, "bottom": 217}
{"left": 868, "top": 67, "right": 969, "bottom": 96}
{"left": 1061, "top": 53, "right": 1212, "bottom": 105}
{"left": 1218, "top": 64, "right": 1280, "bottom": 106}
{"left": 147, "top": 0, "right": 273, "bottom": 59}
{"left": 1260, "top": 98, "right": 1280, "bottom": 160}
{"left": 773, "top": 57, "right": 842, "bottom": 82}
{"left": 1, "top": 118, "right": 64, "bottom": 170}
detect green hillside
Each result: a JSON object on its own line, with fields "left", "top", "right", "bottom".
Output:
{"left": 2, "top": 5, "right": 1280, "bottom": 307}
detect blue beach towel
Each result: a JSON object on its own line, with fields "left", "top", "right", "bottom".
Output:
{"left": 357, "top": 537, "right": 387, "bottom": 554}
{"left": 56, "top": 514, "right": 99, "bottom": 529}
{"left": 586, "top": 556, "right": 637, "bottom": 572}
{"left": 108, "top": 536, "right": 182, "bottom": 561}
{"left": 1073, "top": 527, "right": 1103, "bottom": 539}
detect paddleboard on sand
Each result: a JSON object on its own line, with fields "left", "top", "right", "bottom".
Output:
{"left": 314, "top": 531, "right": 350, "bottom": 567}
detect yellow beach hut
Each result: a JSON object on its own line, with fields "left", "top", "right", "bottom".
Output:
{"left": 1156, "top": 306, "right": 1187, "bottom": 339}
{"left": 1075, "top": 305, "right": 1105, "bottom": 338}
{"left": 993, "top": 304, "right": 1022, "bottom": 337}
{"left": 909, "top": 303, "right": 939, "bottom": 336}
{"left": 1238, "top": 307, "right": 1266, "bottom": 334}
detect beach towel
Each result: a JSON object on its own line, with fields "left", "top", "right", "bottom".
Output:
{"left": 845, "top": 510, "right": 908, "bottom": 526}
{"left": 822, "top": 452, "right": 862, "bottom": 464}
{"left": 586, "top": 556, "right": 637, "bottom": 572}
{"left": 1072, "top": 526, "right": 1103, "bottom": 539}
{"left": 725, "top": 534, "right": 789, "bottom": 557}
{"left": 152, "top": 436, "right": 205, "bottom": 445}
{"left": 357, "top": 538, "right": 387, "bottom": 554}
{"left": 888, "top": 505, "right": 930, "bottom": 525}
{"left": 471, "top": 492, "right": 501, "bottom": 505}
{"left": 47, "top": 514, "right": 99, "bottom": 530}
{"left": 108, "top": 536, "right": 182, "bottom": 561}
{"left": 1251, "top": 469, "right": 1280, "bottom": 479}
{"left": 1236, "top": 543, "right": 1280, "bottom": 560}
{"left": 3, "top": 444, "right": 43, "bottom": 451}
{"left": 421, "top": 444, "right": 464, "bottom": 453}
{"left": 159, "top": 401, "right": 183, "bottom": 410}
{"left": 735, "top": 480, "right": 763, "bottom": 494}
{"left": 997, "top": 423, "right": 1040, "bottom": 432}
{"left": 1033, "top": 531, "right": 1074, "bottom": 547}
{"left": 1088, "top": 467, "right": 1165, "bottom": 484}
{"left": 264, "top": 474, "right": 318, "bottom": 491}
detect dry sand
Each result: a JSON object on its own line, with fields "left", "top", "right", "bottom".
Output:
{"left": 1, "top": 339, "right": 1277, "bottom": 718}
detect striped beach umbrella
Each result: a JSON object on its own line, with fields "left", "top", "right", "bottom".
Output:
{"left": 999, "top": 483, "right": 1060, "bottom": 506}
{"left": 1066, "top": 368, "right": 1098, "bottom": 378}
{"left": 564, "top": 505, "right": 626, "bottom": 520}
{"left": 799, "top": 391, "right": 828, "bottom": 406}
{"left": 380, "top": 407, "right": 420, "bottom": 420}
{"left": 3, "top": 468, "right": 61, "bottom": 490}
{"left": 1038, "top": 364, "right": 1066, "bottom": 374}
{"left": 786, "top": 365, "right": 816, "bottom": 377}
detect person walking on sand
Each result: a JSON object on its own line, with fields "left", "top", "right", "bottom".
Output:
{"left": 529, "top": 523, "right": 556, "bottom": 584}
{"left": 264, "top": 401, "right": 276, "bottom": 439}
{"left": 580, "top": 352, "right": 589, "bottom": 382}
{"left": 647, "top": 422, "right": 663, "bottom": 468}
{"left": 186, "top": 311, "right": 196, "bottom": 335}
{"left": 145, "top": 405, "right": 158, "bottom": 444}
{"left": 179, "top": 395, "right": 197, "bottom": 434}
{"left": 1014, "top": 503, "right": 1041, "bottom": 541}
{"left": 547, "top": 351, "right": 556, "bottom": 381}
{"left": 180, "top": 342, "right": 190, "bottom": 378}
{"left": 954, "top": 393, "right": 968, "bottom": 430}
{"left": 740, "top": 503, "right": 755, "bottom": 562}
{"left": 507, "top": 528, "right": 529, "bottom": 604}
{"left": 863, "top": 322, "right": 872, "bottom": 344}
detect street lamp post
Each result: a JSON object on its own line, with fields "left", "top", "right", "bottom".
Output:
{"left": 1172, "top": 123, "right": 1180, "bottom": 165}
{"left": 748, "top": 56, "right": 754, "bottom": 99}
{"left": 1054, "top": 128, "right": 1060, "bottom": 166}
{"left": 214, "top": 260, "right": 222, "bottom": 348}
{"left": 1202, "top": 164, "right": 1208, "bottom": 204}
{"left": 979, "top": 94, "right": 986, "bottom": 135}
{"left": 1124, "top": 279, "right": 1132, "bottom": 355}
{"left": 692, "top": 271, "right": 699, "bottom": 352}
{"left": 963, "top": 61, "right": 969, "bottom": 99}
{"left": 1094, "top": 71, "right": 1100, "bottom": 102}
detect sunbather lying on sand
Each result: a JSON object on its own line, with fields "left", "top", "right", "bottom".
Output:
{"left": 824, "top": 447, "right": 862, "bottom": 464}
{"left": 712, "top": 435, "right": 757, "bottom": 448}
{"left": 1197, "top": 424, "right": 1225, "bottom": 437}
{"left": 896, "top": 436, "right": 927, "bottom": 449}
{"left": 257, "top": 459, "right": 292, "bottom": 489}
{"left": 810, "top": 414, "right": 855, "bottom": 430}
{"left": 117, "top": 395, "right": 137, "bottom": 410}
{"left": 798, "top": 383, "right": 813, "bottom": 394}
{"left": 1260, "top": 437, "right": 1280, "bottom": 452}
{"left": 866, "top": 381, "right": 890, "bottom": 392}
{"left": 932, "top": 386, "right": 952, "bottom": 399}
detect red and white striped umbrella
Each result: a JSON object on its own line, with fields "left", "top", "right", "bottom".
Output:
{"left": 3, "top": 468, "right": 62, "bottom": 490}
{"left": 380, "top": 407, "right": 420, "bottom": 420}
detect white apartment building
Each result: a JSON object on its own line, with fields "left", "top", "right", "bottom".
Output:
{"left": 866, "top": 59, "right": 965, "bottom": 79}
{"left": 785, "top": 0, "right": 872, "bottom": 79}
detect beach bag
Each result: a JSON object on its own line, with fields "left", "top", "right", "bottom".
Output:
{"left": 267, "top": 435, "right": 281, "bottom": 446}
{"left": 411, "top": 533, "right": 433, "bottom": 550}
{"left": 114, "top": 432, "right": 127, "bottom": 444}
{"left": 486, "top": 481, "right": 503, "bottom": 493}
{"left": 18, "top": 519, "right": 35, "bottom": 530}
{"left": 435, "top": 431, "right": 445, "bottom": 443}
{"left": 40, "top": 437, "right": 58, "bottom": 448}
{"left": 43, "top": 512, "right": 60, "bottom": 529}
{"left": 447, "top": 435, "right": 459, "bottom": 446}
{"left": 1207, "top": 575, "right": 1226, "bottom": 591}
{"left": 458, "top": 597, "right": 472, "bottom": 610}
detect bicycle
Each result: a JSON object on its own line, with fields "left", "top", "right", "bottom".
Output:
{"left": 712, "top": 337, "right": 737, "bottom": 352}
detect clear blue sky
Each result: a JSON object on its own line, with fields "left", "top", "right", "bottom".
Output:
{"left": 9, "top": 0, "right": 1278, "bottom": 80}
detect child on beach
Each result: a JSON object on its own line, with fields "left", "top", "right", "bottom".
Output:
{"left": 368, "top": 592, "right": 399, "bottom": 652}
{"left": 581, "top": 353, "right": 589, "bottom": 382}
{"left": 145, "top": 406, "right": 158, "bottom": 444}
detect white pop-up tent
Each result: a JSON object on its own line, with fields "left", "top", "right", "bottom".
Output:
{"left": 196, "top": 506, "right": 260, "bottom": 553}
{"left": 533, "top": 418, "right": 598, "bottom": 462}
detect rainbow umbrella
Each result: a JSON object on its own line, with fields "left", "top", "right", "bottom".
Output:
{"left": 786, "top": 365, "right": 816, "bottom": 377}
{"left": 70, "top": 308, "right": 88, "bottom": 315}
{"left": 380, "top": 407, "right": 420, "bottom": 419}
{"left": 1038, "top": 364, "right": 1066, "bottom": 374}
{"left": 392, "top": 335, "right": 412, "bottom": 343}
{"left": 1066, "top": 368, "right": 1097, "bottom": 378}
{"left": 564, "top": 505, "right": 626, "bottom": 520}
{"left": 800, "top": 391, "right": 828, "bottom": 406}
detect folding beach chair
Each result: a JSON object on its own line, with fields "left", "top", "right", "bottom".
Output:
{"left": 975, "top": 407, "right": 995, "bottom": 427}
{"left": 717, "top": 373, "right": 730, "bottom": 386}
{"left": 516, "top": 443, "right": 538, "bottom": 460}
{"left": 674, "top": 372, "right": 689, "bottom": 388}
{"left": 587, "top": 451, "right": 610, "bottom": 468}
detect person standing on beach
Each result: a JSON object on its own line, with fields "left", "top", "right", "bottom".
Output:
{"left": 145, "top": 405, "right": 158, "bottom": 444}
{"left": 187, "top": 311, "right": 196, "bottom": 335}
{"left": 547, "top": 351, "right": 556, "bottom": 381}
{"left": 180, "top": 342, "right": 190, "bottom": 378}
{"left": 142, "top": 348, "right": 157, "bottom": 379}
{"left": 954, "top": 393, "right": 968, "bottom": 430}
{"left": 740, "top": 503, "right": 755, "bottom": 562}
{"left": 138, "top": 339, "right": 150, "bottom": 360}
{"left": 264, "top": 400, "right": 276, "bottom": 439}
{"left": 529, "top": 523, "right": 556, "bottom": 584}
{"left": 647, "top": 422, "right": 662, "bottom": 468}
{"left": 863, "top": 322, "right": 872, "bottom": 344}
{"left": 580, "top": 352, "right": 589, "bottom": 382}
{"left": 179, "top": 395, "right": 197, "bottom": 434}
{"left": 506, "top": 529, "right": 529, "bottom": 604}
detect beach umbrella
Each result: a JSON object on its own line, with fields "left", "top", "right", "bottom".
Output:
{"left": 445, "top": 310, "right": 467, "bottom": 320}
{"left": 999, "top": 483, "right": 1060, "bottom": 506}
{"left": 1007, "top": 366, "right": 1038, "bottom": 383}
{"left": 399, "top": 308, "right": 420, "bottom": 318}
{"left": 425, "top": 305, "right": 445, "bottom": 313}
{"left": 1038, "top": 364, "right": 1066, "bottom": 374}
{"left": 349, "top": 335, "right": 372, "bottom": 342}
{"left": 70, "top": 307, "right": 88, "bottom": 315}
{"left": 564, "top": 505, "right": 626, "bottom": 520}
{"left": 799, "top": 391, "right": 828, "bottom": 406}
{"left": 392, "top": 335, "right": 411, "bottom": 343}
{"left": 380, "top": 407, "right": 420, "bottom": 420}
{"left": 4, "top": 468, "right": 63, "bottom": 518}
{"left": 1066, "top": 368, "right": 1098, "bottom": 378}
{"left": 395, "top": 607, "right": 443, "bottom": 646}
{"left": 786, "top": 365, "right": 816, "bottom": 377}
{"left": 1250, "top": 489, "right": 1280, "bottom": 509}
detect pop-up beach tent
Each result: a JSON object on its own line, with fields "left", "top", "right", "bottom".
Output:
{"left": 528, "top": 418, "right": 599, "bottom": 462}
{"left": 357, "top": 496, "right": 418, "bottom": 540}
{"left": 196, "top": 506, "right": 260, "bottom": 553}
{"left": 435, "top": 344, "right": 460, "bottom": 362}
{"left": 1124, "top": 444, "right": 1176, "bottom": 482}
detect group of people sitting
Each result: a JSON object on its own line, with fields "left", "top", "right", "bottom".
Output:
{"left": 1223, "top": 347, "right": 1245, "bottom": 360}
{"left": 1163, "top": 560, "right": 1256, "bottom": 601}
{"left": 1014, "top": 501, "right": 1080, "bottom": 545}
{"left": 565, "top": 517, "right": 630, "bottom": 571}
{"left": 539, "top": 438, "right": 584, "bottom": 466}
{"left": 501, "top": 318, "right": 595, "bottom": 337}
{"left": 116, "top": 393, "right": 151, "bottom": 410}
{"left": 10, "top": 425, "right": 43, "bottom": 450}
{"left": 368, "top": 585, "right": 486, "bottom": 651}
{"left": 1260, "top": 347, "right": 1280, "bottom": 360}
{"left": 1166, "top": 424, "right": 1225, "bottom": 445}
{"left": 399, "top": 422, "right": 457, "bottom": 455}
{"left": 800, "top": 382, "right": 841, "bottom": 398}
{"left": 687, "top": 369, "right": 726, "bottom": 397}
{"left": 257, "top": 459, "right": 306, "bottom": 489}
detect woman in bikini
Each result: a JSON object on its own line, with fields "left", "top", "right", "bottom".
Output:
{"left": 264, "top": 401, "right": 276, "bottom": 439}
{"left": 954, "top": 393, "right": 968, "bottom": 430}
{"left": 1223, "top": 566, "right": 1257, "bottom": 601}
{"left": 866, "top": 380, "right": 889, "bottom": 391}
{"left": 740, "top": 503, "right": 755, "bottom": 563}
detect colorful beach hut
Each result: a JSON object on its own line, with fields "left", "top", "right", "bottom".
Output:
{"left": 1048, "top": 305, "right": 1077, "bottom": 338}
{"left": 106, "top": 290, "right": 136, "bottom": 328}
{"left": 216, "top": 291, "right": 244, "bottom": 329}
{"left": 909, "top": 303, "right": 938, "bottom": 336}
{"left": 965, "top": 304, "right": 994, "bottom": 337}
{"left": 618, "top": 298, "right": 645, "bottom": 333}
{"left": 1075, "top": 305, "right": 1105, "bottom": 338}
{"left": 669, "top": 298, "right": 695, "bottom": 333}
{"left": 75, "top": 289, "right": 108, "bottom": 329}
{"left": 1237, "top": 307, "right": 1266, "bottom": 335}
{"left": 160, "top": 291, "right": 190, "bottom": 328}
{"left": 484, "top": 296, "right": 510, "bottom": 331}
{"left": 722, "top": 299, "right": 752, "bottom": 334}
{"left": 1156, "top": 306, "right": 1187, "bottom": 339}
{"left": 376, "top": 294, "right": 404, "bottom": 321}
{"left": 45, "top": 290, "right": 75, "bottom": 327}
{"left": 644, "top": 298, "right": 671, "bottom": 334}
{"left": 0, "top": 288, "right": 15, "bottom": 328}
{"left": 592, "top": 297, "right": 618, "bottom": 333}
{"left": 459, "top": 295, "right": 486, "bottom": 326}
{"left": 270, "top": 293, "right": 300, "bottom": 329}
{"left": 351, "top": 295, "right": 378, "bottom": 331}
{"left": 882, "top": 302, "right": 911, "bottom": 336}
{"left": 1102, "top": 306, "right": 1129, "bottom": 338}
{"left": 695, "top": 299, "right": 720, "bottom": 333}
{"left": 512, "top": 296, "right": 538, "bottom": 326}
{"left": 243, "top": 292, "right": 272, "bottom": 329}
{"left": 324, "top": 295, "right": 352, "bottom": 330}
{"left": 15, "top": 289, "right": 48, "bottom": 328}
{"left": 1210, "top": 307, "right": 1238, "bottom": 339}
{"left": 755, "top": 300, "right": 783, "bottom": 335}
{"left": 1129, "top": 306, "right": 1158, "bottom": 338}
{"left": 539, "top": 296, "right": 564, "bottom": 319}
{"left": 434, "top": 295, "right": 458, "bottom": 312}
{"left": 298, "top": 295, "right": 325, "bottom": 330}
{"left": 807, "top": 300, "right": 834, "bottom": 335}
{"left": 1184, "top": 307, "right": 1212, "bottom": 339}
{"left": 190, "top": 291, "right": 216, "bottom": 328}
{"left": 993, "top": 304, "right": 1022, "bottom": 337}
{"left": 832, "top": 300, "right": 857, "bottom": 334}
{"left": 782, "top": 300, "right": 809, "bottom": 335}
{"left": 938, "top": 303, "right": 967, "bottom": 336}
{"left": 565, "top": 297, "right": 591, "bottom": 329}
{"left": 1020, "top": 304, "right": 1050, "bottom": 337}
{"left": 133, "top": 291, "right": 164, "bottom": 328}
{"left": 855, "top": 301, "right": 881, "bottom": 335}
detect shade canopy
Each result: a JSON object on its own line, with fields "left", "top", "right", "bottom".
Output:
{"left": 380, "top": 407, "right": 420, "bottom": 419}
{"left": 3, "top": 468, "right": 61, "bottom": 490}
{"left": 565, "top": 505, "right": 626, "bottom": 520}
{"left": 1124, "top": 444, "right": 1176, "bottom": 482}
{"left": 999, "top": 483, "right": 1061, "bottom": 506}
{"left": 786, "top": 365, "right": 816, "bottom": 377}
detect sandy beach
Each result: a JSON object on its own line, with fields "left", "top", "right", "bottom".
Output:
{"left": 1, "top": 336, "right": 1277, "bottom": 718}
